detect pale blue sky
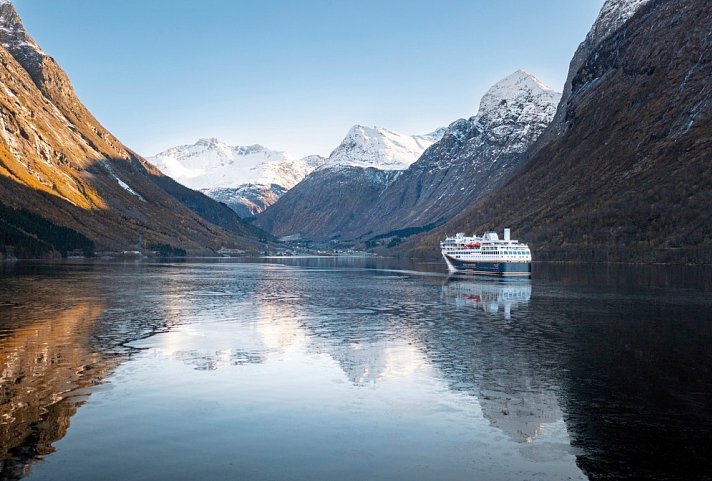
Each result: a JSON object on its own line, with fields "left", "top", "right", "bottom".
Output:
{"left": 14, "top": 0, "right": 603, "bottom": 158}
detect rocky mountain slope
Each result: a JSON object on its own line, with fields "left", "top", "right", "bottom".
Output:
{"left": 403, "top": 0, "right": 712, "bottom": 264}
{"left": 147, "top": 139, "right": 327, "bottom": 217}
{"left": 255, "top": 125, "right": 443, "bottom": 239}
{"left": 354, "top": 71, "right": 560, "bottom": 243}
{"left": 256, "top": 72, "right": 559, "bottom": 242}
{"left": 0, "top": 1, "right": 263, "bottom": 256}
{"left": 543, "top": 0, "right": 651, "bottom": 142}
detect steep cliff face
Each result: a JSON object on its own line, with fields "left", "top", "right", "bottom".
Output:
{"left": 255, "top": 125, "right": 441, "bottom": 239}
{"left": 0, "top": 1, "right": 134, "bottom": 164}
{"left": 546, "top": 0, "right": 651, "bottom": 137}
{"left": 405, "top": 0, "right": 712, "bottom": 264}
{"left": 0, "top": 1, "right": 262, "bottom": 255}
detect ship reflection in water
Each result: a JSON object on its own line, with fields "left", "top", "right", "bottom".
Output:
{"left": 442, "top": 275, "right": 531, "bottom": 319}
{"left": 439, "top": 275, "right": 564, "bottom": 447}
{"left": 0, "top": 260, "right": 710, "bottom": 481}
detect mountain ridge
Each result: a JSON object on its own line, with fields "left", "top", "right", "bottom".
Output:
{"left": 254, "top": 123, "right": 446, "bottom": 238}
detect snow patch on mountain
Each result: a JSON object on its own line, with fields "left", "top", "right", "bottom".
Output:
{"left": 322, "top": 125, "right": 445, "bottom": 171}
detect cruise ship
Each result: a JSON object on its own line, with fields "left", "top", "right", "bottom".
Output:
{"left": 440, "top": 229, "right": 531, "bottom": 277}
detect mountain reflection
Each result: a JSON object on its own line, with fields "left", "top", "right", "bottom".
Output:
{"left": 0, "top": 299, "right": 110, "bottom": 480}
{"left": 429, "top": 277, "right": 562, "bottom": 443}
{"left": 153, "top": 266, "right": 309, "bottom": 371}
{"left": 323, "top": 340, "right": 429, "bottom": 385}
{"left": 291, "top": 273, "right": 564, "bottom": 445}
{"left": 0, "top": 264, "right": 191, "bottom": 480}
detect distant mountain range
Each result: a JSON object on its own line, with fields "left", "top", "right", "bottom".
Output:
{"left": 0, "top": 1, "right": 265, "bottom": 257}
{"left": 148, "top": 139, "right": 327, "bottom": 217}
{"left": 254, "top": 70, "right": 560, "bottom": 241}
{"left": 148, "top": 126, "right": 443, "bottom": 218}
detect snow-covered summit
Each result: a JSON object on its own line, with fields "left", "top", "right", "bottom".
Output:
{"left": 148, "top": 138, "right": 324, "bottom": 191}
{"left": 418, "top": 70, "right": 561, "bottom": 171}
{"left": 323, "top": 125, "right": 445, "bottom": 171}
{"left": 147, "top": 138, "right": 327, "bottom": 216}
{"left": 478, "top": 70, "right": 561, "bottom": 122}
{"left": 586, "top": 0, "right": 651, "bottom": 48}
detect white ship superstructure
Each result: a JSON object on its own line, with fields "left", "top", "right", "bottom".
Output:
{"left": 440, "top": 229, "right": 532, "bottom": 277}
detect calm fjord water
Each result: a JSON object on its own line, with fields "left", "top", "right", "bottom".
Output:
{"left": 0, "top": 259, "right": 710, "bottom": 481}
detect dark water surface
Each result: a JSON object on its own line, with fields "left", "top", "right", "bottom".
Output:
{"left": 0, "top": 258, "right": 710, "bottom": 481}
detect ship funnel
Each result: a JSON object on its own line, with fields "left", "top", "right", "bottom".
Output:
{"left": 504, "top": 228, "right": 511, "bottom": 241}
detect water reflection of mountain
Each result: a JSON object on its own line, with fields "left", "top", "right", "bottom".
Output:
{"left": 0, "top": 264, "right": 189, "bottom": 480}
{"left": 438, "top": 271, "right": 712, "bottom": 480}
{"left": 441, "top": 276, "right": 531, "bottom": 319}
{"left": 293, "top": 272, "right": 563, "bottom": 444}
{"left": 158, "top": 266, "right": 310, "bottom": 371}
{"left": 430, "top": 278, "right": 560, "bottom": 443}
{"left": 0, "top": 300, "right": 110, "bottom": 480}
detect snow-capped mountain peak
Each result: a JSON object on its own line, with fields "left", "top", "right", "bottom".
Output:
{"left": 149, "top": 138, "right": 296, "bottom": 189}
{"left": 478, "top": 70, "right": 560, "bottom": 119}
{"left": 423, "top": 70, "right": 561, "bottom": 169}
{"left": 323, "top": 124, "right": 445, "bottom": 171}
{"left": 147, "top": 138, "right": 327, "bottom": 217}
{"left": 467, "top": 71, "right": 562, "bottom": 152}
